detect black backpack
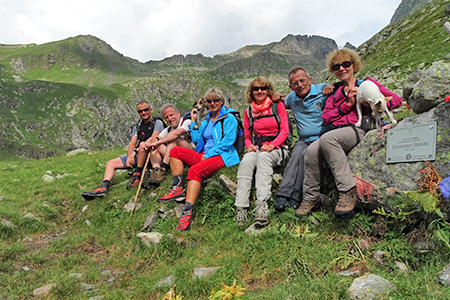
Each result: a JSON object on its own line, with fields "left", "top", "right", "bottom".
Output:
{"left": 134, "top": 117, "right": 167, "bottom": 147}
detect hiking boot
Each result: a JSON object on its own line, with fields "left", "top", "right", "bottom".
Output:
{"left": 176, "top": 208, "right": 193, "bottom": 231}
{"left": 253, "top": 201, "right": 269, "bottom": 227}
{"left": 295, "top": 197, "right": 320, "bottom": 218}
{"left": 126, "top": 172, "right": 141, "bottom": 189}
{"left": 274, "top": 196, "right": 289, "bottom": 212}
{"left": 236, "top": 207, "right": 248, "bottom": 226}
{"left": 82, "top": 183, "right": 108, "bottom": 200}
{"left": 145, "top": 167, "right": 167, "bottom": 186}
{"left": 157, "top": 186, "right": 186, "bottom": 203}
{"left": 335, "top": 187, "right": 358, "bottom": 218}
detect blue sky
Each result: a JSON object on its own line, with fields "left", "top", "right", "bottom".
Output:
{"left": 1, "top": 0, "right": 402, "bottom": 62}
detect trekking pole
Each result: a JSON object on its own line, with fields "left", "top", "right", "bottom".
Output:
{"left": 131, "top": 152, "right": 151, "bottom": 215}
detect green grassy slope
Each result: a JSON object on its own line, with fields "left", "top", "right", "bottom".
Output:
{"left": 1, "top": 150, "right": 450, "bottom": 299}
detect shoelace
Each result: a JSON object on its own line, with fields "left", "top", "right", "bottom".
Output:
{"left": 236, "top": 209, "right": 247, "bottom": 222}
{"left": 253, "top": 206, "right": 268, "bottom": 218}
{"left": 177, "top": 210, "right": 192, "bottom": 229}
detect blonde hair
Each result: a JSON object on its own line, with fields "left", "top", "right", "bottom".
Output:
{"left": 326, "top": 48, "right": 362, "bottom": 74}
{"left": 204, "top": 88, "right": 225, "bottom": 102}
{"left": 244, "top": 76, "right": 275, "bottom": 104}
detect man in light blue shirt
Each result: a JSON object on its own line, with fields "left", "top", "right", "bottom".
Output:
{"left": 275, "top": 67, "right": 335, "bottom": 212}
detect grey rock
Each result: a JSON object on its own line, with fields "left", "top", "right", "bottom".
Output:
{"left": 348, "top": 102, "right": 450, "bottom": 216}
{"left": 158, "top": 205, "right": 176, "bottom": 219}
{"left": 100, "top": 270, "right": 111, "bottom": 276}
{"left": 123, "top": 201, "right": 142, "bottom": 212}
{"left": 55, "top": 173, "right": 77, "bottom": 179}
{"left": 136, "top": 232, "right": 163, "bottom": 247}
{"left": 445, "top": 3, "right": 450, "bottom": 15}
{"left": 22, "top": 266, "right": 30, "bottom": 271}
{"left": 42, "top": 174, "right": 55, "bottom": 182}
{"left": 337, "top": 270, "right": 360, "bottom": 277}
{"left": 445, "top": 22, "right": 450, "bottom": 35}
{"left": 81, "top": 282, "right": 95, "bottom": 291}
{"left": 155, "top": 275, "right": 175, "bottom": 287}
{"left": 408, "top": 62, "right": 450, "bottom": 114}
{"left": 66, "top": 148, "right": 89, "bottom": 156}
{"left": 32, "top": 284, "right": 55, "bottom": 297}
{"left": 192, "top": 267, "right": 221, "bottom": 279}
{"left": 394, "top": 261, "right": 408, "bottom": 272}
{"left": 23, "top": 213, "right": 41, "bottom": 222}
{"left": 348, "top": 274, "right": 396, "bottom": 299}
{"left": 175, "top": 203, "right": 185, "bottom": 218}
{"left": 373, "top": 251, "right": 386, "bottom": 265}
{"left": 437, "top": 263, "right": 450, "bottom": 286}
{"left": 141, "top": 213, "right": 158, "bottom": 231}
{"left": 88, "top": 297, "right": 105, "bottom": 300}
{"left": 219, "top": 174, "right": 237, "bottom": 198}
{"left": 70, "top": 273, "right": 83, "bottom": 278}
{"left": 23, "top": 236, "right": 33, "bottom": 242}
{"left": 1, "top": 219, "right": 14, "bottom": 228}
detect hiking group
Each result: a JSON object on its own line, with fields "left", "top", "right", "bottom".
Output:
{"left": 82, "top": 48, "right": 402, "bottom": 231}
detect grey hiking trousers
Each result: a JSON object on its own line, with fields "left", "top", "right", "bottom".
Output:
{"left": 235, "top": 146, "right": 288, "bottom": 208}
{"left": 303, "top": 126, "right": 365, "bottom": 203}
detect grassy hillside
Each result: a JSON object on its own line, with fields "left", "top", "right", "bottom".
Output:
{"left": 1, "top": 150, "right": 450, "bottom": 299}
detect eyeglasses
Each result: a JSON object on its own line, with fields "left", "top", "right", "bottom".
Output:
{"left": 206, "top": 98, "right": 222, "bottom": 104}
{"left": 138, "top": 108, "right": 149, "bottom": 113}
{"left": 331, "top": 60, "right": 352, "bottom": 71}
{"left": 252, "top": 86, "right": 268, "bottom": 92}
{"left": 290, "top": 78, "right": 309, "bottom": 88}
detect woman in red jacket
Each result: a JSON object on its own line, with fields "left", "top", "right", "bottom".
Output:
{"left": 235, "top": 76, "right": 289, "bottom": 227}
{"left": 296, "top": 48, "right": 402, "bottom": 218}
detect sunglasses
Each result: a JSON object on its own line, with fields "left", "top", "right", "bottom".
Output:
{"left": 138, "top": 108, "right": 149, "bottom": 113}
{"left": 331, "top": 61, "right": 352, "bottom": 71}
{"left": 206, "top": 98, "right": 222, "bottom": 104}
{"left": 252, "top": 86, "right": 268, "bottom": 92}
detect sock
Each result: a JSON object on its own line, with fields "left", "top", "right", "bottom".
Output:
{"left": 172, "top": 175, "right": 182, "bottom": 188}
{"left": 102, "top": 180, "right": 110, "bottom": 187}
{"left": 184, "top": 202, "right": 194, "bottom": 212}
{"left": 135, "top": 167, "right": 143, "bottom": 174}
{"left": 160, "top": 162, "right": 169, "bottom": 170}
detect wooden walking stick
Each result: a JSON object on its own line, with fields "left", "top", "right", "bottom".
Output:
{"left": 131, "top": 153, "right": 151, "bottom": 215}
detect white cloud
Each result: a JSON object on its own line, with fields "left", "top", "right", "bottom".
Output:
{"left": 0, "top": 0, "right": 402, "bottom": 62}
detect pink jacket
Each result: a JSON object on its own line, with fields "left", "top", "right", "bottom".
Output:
{"left": 244, "top": 101, "right": 289, "bottom": 148}
{"left": 322, "top": 77, "right": 402, "bottom": 127}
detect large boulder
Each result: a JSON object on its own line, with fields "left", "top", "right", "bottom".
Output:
{"left": 349, "top": 102, "right": 450, "bottom": 213}
{"left": 406, "top": 62, "right": 450, "bottom": 114}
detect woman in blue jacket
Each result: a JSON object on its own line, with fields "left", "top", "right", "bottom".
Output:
{"left": 158, "top": 88, "right": 240, "bottom": 231}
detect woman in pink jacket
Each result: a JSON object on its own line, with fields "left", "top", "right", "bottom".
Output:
{"left": 235, "top": 76, "right": 290, "bottom": 227}
{"left": 296, "top": 48, "right": 402, "bottom": 219}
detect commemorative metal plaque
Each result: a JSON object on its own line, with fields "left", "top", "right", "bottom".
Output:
{"left": 386, "top": 122, "right": 436, "bottom": 163}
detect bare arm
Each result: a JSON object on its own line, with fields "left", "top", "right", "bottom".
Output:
{"left": 147, "top": 128, "right": 187, "bottom": 148}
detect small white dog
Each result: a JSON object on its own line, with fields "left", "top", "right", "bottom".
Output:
{"left": 354, "top": 80, "right": 397, "bottom": 128}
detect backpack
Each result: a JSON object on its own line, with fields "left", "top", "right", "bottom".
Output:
{"left": 219, "top": 111, "right": 245, "bottom": 155}
{"left": 134, "top": 116, "right": 167, "bottom": 147}
{"left": 247, "top": 102, "right": 293, "bottom": 148}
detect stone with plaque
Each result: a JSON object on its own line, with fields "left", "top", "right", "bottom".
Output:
{"left": 386, "top": 122, "right": 437, "bottom": 163}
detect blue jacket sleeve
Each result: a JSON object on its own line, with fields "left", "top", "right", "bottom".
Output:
{"left": 189, "top": 120, "right": 207, "bottom": 144}
{"left": 204, "top": 114, "right": 238, "bottom": 159}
